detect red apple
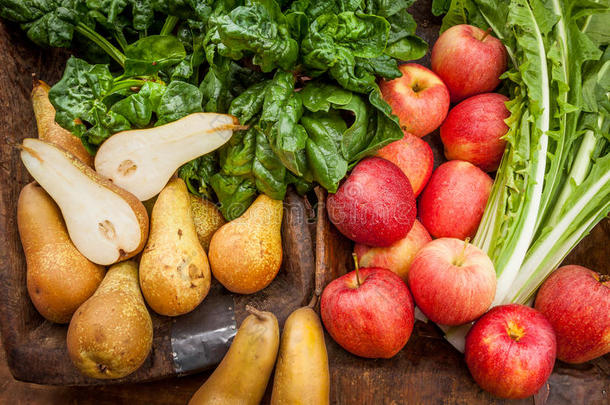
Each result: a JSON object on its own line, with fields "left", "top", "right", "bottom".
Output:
{"left": 354, "top": 220, "right": 431, "bottom": 281}
{"left": 380, "top": 63, "right": 450, "bottom": 137}
{"left": 407, "top": 238, "right": 496, "bottom": 325}
{"left": 375, "top": 132, "right": 434, "bottom": 196}
{"left": 321, "top": 265, "right": 414, "bottom": 358}
{"left": 465, "top": 304, "right": 556, "bottom": 399}
{"left": 327, "top": 157, "right": 416, "bottom": 247}
{"left": 419, "top": 160, "right": 492, "bottom": 239}
{"left": 431, "top": 24, "right": 508, "bottom": 103}
{"left": 534, "top": 265, "right": 610, "bottom": 363}
{"left": 440, "top": 93, "right": 510, "bottom": 172}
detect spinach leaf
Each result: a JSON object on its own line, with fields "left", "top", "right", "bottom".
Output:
{"left": 124, "top": 35, "right": 186, "bottom": 76}
{"left": 156, "top": 80, "right": 203, "bottom": 125}
{"left": 178, "top": 153, "right": 219, "bottom": 199}
{"left": 302, "top": 112, "right": 348, "bottom": 192}
{"left": 218, "top": 127, "right": 256, "bottom": 176}
{"left": 210, "top": 173, "right": 258, "bottom": 220}
{"left": 229, "top": 81, "right": 271, "bottom": 123}
{"left": 252, "top": 126, "right": 288, "bottom": 200}
{"left": 431, "top": 0, "right": 452, "bottom": 16}
{"left": 302, "top": 11, "right": 390, "bottom": 92}
{"left": 355, "top": 55, "right": 402, "bottom": 79}
{"left": 260, "top": 71, "right": 309, "bottom": 177}
{"left": 209, "top": 1, "right": 298, "bottom": 72}
{"left": 300, "top": 82, "right": 353, "bottom": 112}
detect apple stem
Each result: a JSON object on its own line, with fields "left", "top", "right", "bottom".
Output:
{"left": 454, "top": 238, "right": 470, "bottom": 267}
{"left": 481, "top": 27, "right": 492, "bottom": 41}
{"left": 352, "top": 253, "right": 363, "bottom": 287}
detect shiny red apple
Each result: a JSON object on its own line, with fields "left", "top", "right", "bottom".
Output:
{"left": 440, "top": 93, "right": 510, "bottom": 172}
{"left": 327, "top": 157, "right": 416, "bottom": 247}
{"left": 465, "top": 304, "right": 556, "bottom": 399}
{"left": 407, "top": 238, "right": 496, "bottom": 325}
{"left": 380, "top": 63, "right": 450, "bottom": 137}
{"left": 320, "top": 265, "right": 415, "bottom": 359}
{"left": 375, "top": 132, "right": 434, "bottom": 196}
{"left": 431, "top": 24, "right": 508, "bottom": 102}
{"left": 535, "top": 265, "right": 610, "bottom": 363}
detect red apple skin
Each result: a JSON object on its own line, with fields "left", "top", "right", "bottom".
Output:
{"left": 375, "top": 132, "right": 434, "bottom": 196}
{"left": 354, "top": 220, "right": 432, "bottom": 281}
{"left": 380, "top": 63, "right": 450, "bottom": 137}
{"left": 534, "top": 265, "right": 610, "bottom": 364}
{"left": 327, "top": 157, "right": 416, "bottom": 247}
{"left": 407, "top": 238, "right": 496, "bottom": 325}
{"left": 320, "top": 267, "right": 415, "bottom": 358}
{"left": 465, "top": 304, "right": 557, "bottom": 399}
{"left": 440, "top": 93, "right": 510, "bottom": 172}
{"left": 431, "top": 24, "right": 508, "bottom": 103}
{"left": 419, "top": 160, "right": 492, "bottom": 239}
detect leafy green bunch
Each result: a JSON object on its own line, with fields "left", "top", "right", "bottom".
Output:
{"left": 1, "top": 0, "right": 429, "bottom": 219}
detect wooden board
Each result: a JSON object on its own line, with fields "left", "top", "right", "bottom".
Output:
{"left": 0, "top": 0, "right": 608, "bottom": 403}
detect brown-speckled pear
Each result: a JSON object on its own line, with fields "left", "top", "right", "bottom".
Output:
{"left": 189, "top": 194, "right": 225, "bottom": 252}
{"left": 208, "top": 194, "right": 283, "bottom": 294}
{"left": 66, "top": 261, "right": 152, "bottom": 379}
{"left": 31, "top": 80, "right": 93, "bottom": 166}
{"left": 139, "top": 178, "right": 211, "bottom": 316}
{"left": 271, "top": 306, "right": 330, "bottom": 405}
{"left": 19, "top": 138, "right": 149, "bottom": 266}
{"left": 17, "top": 182, "right": 105, "bottom": 324}
{"left": 189, "top": 307, "right": 279, "bottom": 405}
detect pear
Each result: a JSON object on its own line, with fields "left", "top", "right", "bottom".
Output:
{"left": 19, "top": 138, "right": 149, "bottom": 265}
{"left": 271, "top": 306, "right": 330, "bottom": 405}
{"left": 31, "top": 80, "right": 93, "bottom": 166}
{"left": 139, "top": 178, "right": 211, "bottom": 316}
{"left": 67, "top": 261, "right": 153, "bottom": 379}
{"left": 189, "top": 194, "right": 226, "bottom": 252}
{"left": 17, "top": 182, "right": 105, "bottom": 323}
{"left": 95, "top": 113, "right": 244, "bottom": 201}
{"left": 189, "top": 307, "right": 279, "bottom": 405}
{"left": 209, "top": 194, "right": 283, "bottom": 294}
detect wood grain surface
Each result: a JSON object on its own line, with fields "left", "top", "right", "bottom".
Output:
{"left": 0, "top": 0, "right": 608, "bottom": 403}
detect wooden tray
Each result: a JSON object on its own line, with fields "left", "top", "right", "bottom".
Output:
{"left": 1, "top": 0, "right": 608, "bottom": 403}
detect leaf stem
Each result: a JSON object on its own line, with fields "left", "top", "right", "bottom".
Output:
{"left": 160, "top": 16, "right": 180, "bottom": 36}
{"left": 75, "top": 23, "right": 126, "bottom": 67}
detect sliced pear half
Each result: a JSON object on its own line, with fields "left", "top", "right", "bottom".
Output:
{"left": 20, "top": 139, "right": 149, "bottom": 265}
{"left": 95, "top": 113, "right": 243, "bottom": 201}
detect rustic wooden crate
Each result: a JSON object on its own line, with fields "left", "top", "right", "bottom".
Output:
{"left": 0, "top": 1, "right": 608, "bottom": 403}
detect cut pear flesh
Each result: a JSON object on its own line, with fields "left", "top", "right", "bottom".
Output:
{"left": 95, "top": 113, "right": 240, "bottom": 201}
{"left": 20, "top": 139, "right": 147, "bottom": 266}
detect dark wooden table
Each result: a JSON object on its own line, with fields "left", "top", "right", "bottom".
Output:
{"left": 1, "top": 1, "right": 608, "bottom": 403}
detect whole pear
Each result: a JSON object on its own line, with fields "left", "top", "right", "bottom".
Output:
{"left": 209, "top": 194, "right": 283, "bottom": 294}
{"left": 18, "top": 182, "right": 105, "bottom": 323}
{"left": 189, "top": 194, "right": 226, "bottom": 252}
{"left": 140, "top": 178, "right": 211, "bottom": 316}
{"left": 67, "top": 261, "right": 152, "bottom": 379}
{"left": 189, "top": 307, "right": 279, "bottom": 405}
{"left": 271, "top": 306, "right": 330, "bottom": 405}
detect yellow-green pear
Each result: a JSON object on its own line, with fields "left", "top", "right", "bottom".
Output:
{"left": 189, "top": 307, "right": 279, "bottom": 405}
{"left": 271, "top": 306, "right": 330, "bottom": 405}
{"left": 18, "top": 182, "right": 105, "bottom": 323}
{"left": 189, "top": 194, "right": 226, "bottom": 252}
{"left": 139, "top": 178, "right": 211, "bottom": 316}
{"left": 66, "top": 261, "right": 152, "bottom": 379}
{"left": 208, "top": 194, "right": 283, "bottom": 294}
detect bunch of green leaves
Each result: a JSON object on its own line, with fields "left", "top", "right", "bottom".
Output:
{"left": 434, "top": 0, "right": 609, "bottom": 352}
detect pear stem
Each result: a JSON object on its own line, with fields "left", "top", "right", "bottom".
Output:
{"left": 307, "top": 293, "right": 318, "bottom": 309}
{"left": 246, "top": 305, "right": 267, "bottom": 320}
{"left": 352, "top": 253, "right": 362, "bottom": 287}
{"left": 481, "top": 27, "right": 493, "bottom": 41}
{"left": 454, "top": 238, "right": 470, "bottom": 267}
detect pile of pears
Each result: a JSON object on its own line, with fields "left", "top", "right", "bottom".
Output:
{"left": 16, "top": 81, "right": 330, "bottom": 397}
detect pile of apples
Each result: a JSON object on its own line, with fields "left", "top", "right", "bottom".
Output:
{"left": 320, "top": 24, "right": 609, "bottom": 400}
